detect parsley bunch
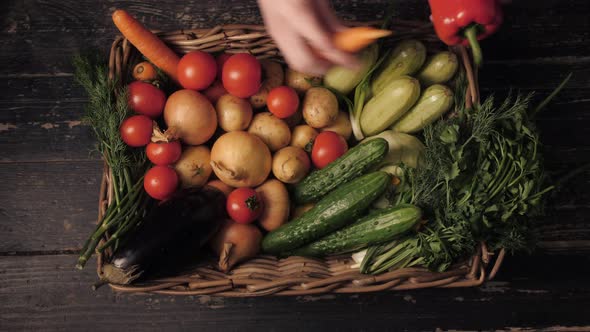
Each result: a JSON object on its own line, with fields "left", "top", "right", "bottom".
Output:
{"left": 361, "top": 73, "right": 570, "bottom": 274}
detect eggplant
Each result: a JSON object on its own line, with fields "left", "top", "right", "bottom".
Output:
{"left": 102, "top": 186, "right": 226, "bottom": 284}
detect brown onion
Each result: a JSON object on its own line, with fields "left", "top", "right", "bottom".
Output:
{"left": 210, "top": 131, "right": 271, "bottom": 187}
{"left": 164, "top": 89, "right": 217, "bottom": 145}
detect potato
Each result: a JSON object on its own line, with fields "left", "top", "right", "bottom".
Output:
{"left": 250, "top": 60, "right": 284, "bottom": 108}
{"left": 272, "top": 146, "right": 311, "bottom": 184}
{"left": 290, "top": 125, "right": 318, "bottom": 152}
{"left": 286, "top": 68, "right": 322, "bottom": 94}
{"left": 216, "top": 94, "right": 253, "bottom": 132}
{"left": 302, "top": 87, "right": 339, "bottom": 128}
{"left": 174, "top": 145, "right": 212, "bottom": 188}
{"left": 248, "top": 112, "right": 291, "bottom": 152}
{"left": 320, "top": 111, "right": 352, "bottom": 140}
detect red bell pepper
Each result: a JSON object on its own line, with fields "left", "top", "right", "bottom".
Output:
{"left": 428, "top": 0, "right": 503, "bottom": 66}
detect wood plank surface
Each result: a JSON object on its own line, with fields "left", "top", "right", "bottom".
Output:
{"left": 1, "top": 0, "right": 589, "bottom": 330}
{"left": 1, "top": 254, "right": 589, "bottom": 331}
{"left": 0, "top": 161, "right": 102, "bottom": 253}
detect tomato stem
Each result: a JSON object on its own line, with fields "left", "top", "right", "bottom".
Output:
{"left": 245, "top": 195, "right": 261, "bottom": 211}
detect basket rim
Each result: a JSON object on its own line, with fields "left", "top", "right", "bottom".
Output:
{"left": 95, "top": 21, "right": 502, "bottom": 296}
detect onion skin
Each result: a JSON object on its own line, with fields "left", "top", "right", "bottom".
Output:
{"left": 255, "top": 179, "right": 290, "bottom": 231}
{"left": 210, "top": 131, "right": 272, "bottom": 188}
{"left": 210, "top": 220, "right": 262, "bottom": 272}
{"left": 164, "top": 89, "right": 217, "bottom": 145}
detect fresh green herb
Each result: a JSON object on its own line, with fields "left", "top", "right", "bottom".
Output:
{"left": 74, "top": 54, "right": 151, "bottom": 269}
{"left": 361, "top": 73, "right": 569, "bottom": 274}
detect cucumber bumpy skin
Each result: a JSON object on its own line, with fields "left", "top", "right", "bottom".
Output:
{"left": 292, "top": 204, "right": 422, "bottom": 257}
{"left": 262, "top": 171, "right": 391, "bottom": 254}
{"left": 294, "top": 138, "right": 388, "bottom": 204}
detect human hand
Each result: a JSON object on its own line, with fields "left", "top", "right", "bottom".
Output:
{"left": 257, "top": 0, "right": 359, "bottom": 75}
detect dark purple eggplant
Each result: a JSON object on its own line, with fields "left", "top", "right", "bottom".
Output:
{"left": 101, "top": 186, "right": 226, "bottom": 284}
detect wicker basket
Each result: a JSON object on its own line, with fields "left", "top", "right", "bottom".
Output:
{"left": 97, "top": 20, "right": 506, "bottom": 296}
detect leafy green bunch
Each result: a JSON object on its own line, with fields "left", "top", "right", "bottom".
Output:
{"left": 361, "top": 72, "right": 569, "bottom": 274}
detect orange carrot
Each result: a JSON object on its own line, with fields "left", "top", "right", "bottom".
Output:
{"left": 333, "top": 26, "right": 392, "bottom": 53}
{"left": 112, "top": 10, "right": 179, "bottom": 81}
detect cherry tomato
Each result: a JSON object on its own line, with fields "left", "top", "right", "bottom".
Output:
{"left": 120, "top": 115, "right": 153, "bottom": 147}
{"left": 226, "top": 187, "right": 264, "bottom": 224}
{"left": 132, "top": 61, "right": 158, "bottom": 81}
{"left": 146, "top": 141, "right": 182, "bottom": 166}
{"left": 311, "top": 131, "right": 348, "bottom": 169}
{"left": 177, "top": 51, "right": 217, "bottom": 90}
{"left": 222, "top": 53, "right": 261, "bottom": 98}
{"left": 267, "top": 86, "right": 300, "bottom": 119}
{"left": 216, "top": 53, "right": 232, "bottom": 76}
{"left": 144, "top": 166, "right": 179, "bottom": 200}
{"left": 128, "top": 81, "right": 166, "bottom": 118}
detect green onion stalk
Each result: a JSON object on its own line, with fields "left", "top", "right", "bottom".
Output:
{"left": 73, "top": 54, "right": 152, "bottom": 269}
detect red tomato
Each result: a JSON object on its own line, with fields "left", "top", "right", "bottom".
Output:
{"left": 267, "top": 86, "right": 300, "bottom": 119}
{"left": 226, "top": 187, "right": 264, "bottom": 224}
{"left": 128, "top": 81, "right": 166, "bottom": 118}
{"left": 144, "top": 166, "right": 179, "bottom": 200}
{"left": 177, "top": 51, "right": 217, "bottom": 90}
{"left": 146, "top": 141, "right": 182, "bottom": 166}
{"left": 216, "top": 53, "right": 232, "bottom": 76}
{"left": 311, "top": 131, "right": 348, "bottom": 169}
{"left": 120, "top": 115, "right": 153, "bottom": 147}
{"left": 222, "top": 53, "right": 261, "bottom": 98}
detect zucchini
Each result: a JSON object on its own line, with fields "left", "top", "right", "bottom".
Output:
{"left": 416, "top": 51, "right": 459, "bottom": 87}
{"left": 371, "top": 39, "right": 426, "bottom": 95}
{"left": 291, "top": 204, "right": 422, "bottom": 257}
{"left": 324, "top": 44, "right": 378, "bottom": 95}
{"left": 294, "top": 138, "right": 388, "bottom": 204}
{"left": 391, "top": 84, "right": 454, "bottom": 134}
{"left": 363, "top": 130, "right": 425, "bottom": 169}
{"left": 360, "top": 76, "right": 421, "bottom": 136}
{"left": 262, "top": 171, "right": 391, "bottom": 254}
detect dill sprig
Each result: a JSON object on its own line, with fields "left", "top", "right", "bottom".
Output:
{"left": 74, "top": 54, "right": 151, "bottom": 269}
{"left": 361, "top": 72, "right": 564, "bottom": 273}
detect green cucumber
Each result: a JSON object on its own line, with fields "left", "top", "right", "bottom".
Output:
{"left": 262, "top": 171, "right": 391, "bottom": 254}
{"left": 294, "top": 138, "right": 388, "bottom": 204}
{"left": 291, "top": 204, "right": 422, "bottom": 257}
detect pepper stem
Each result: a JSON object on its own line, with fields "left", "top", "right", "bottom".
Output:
{"left": 464, "top": 25, "right": 483, "bottom": 67}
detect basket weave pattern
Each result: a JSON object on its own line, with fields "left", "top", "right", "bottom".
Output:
{"left": 97, "top": 22, "right": 505, "bottom": 296}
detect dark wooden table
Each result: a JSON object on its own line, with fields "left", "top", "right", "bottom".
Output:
{"left": 2, "top": 1, "right": 589, "bottom": 330}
